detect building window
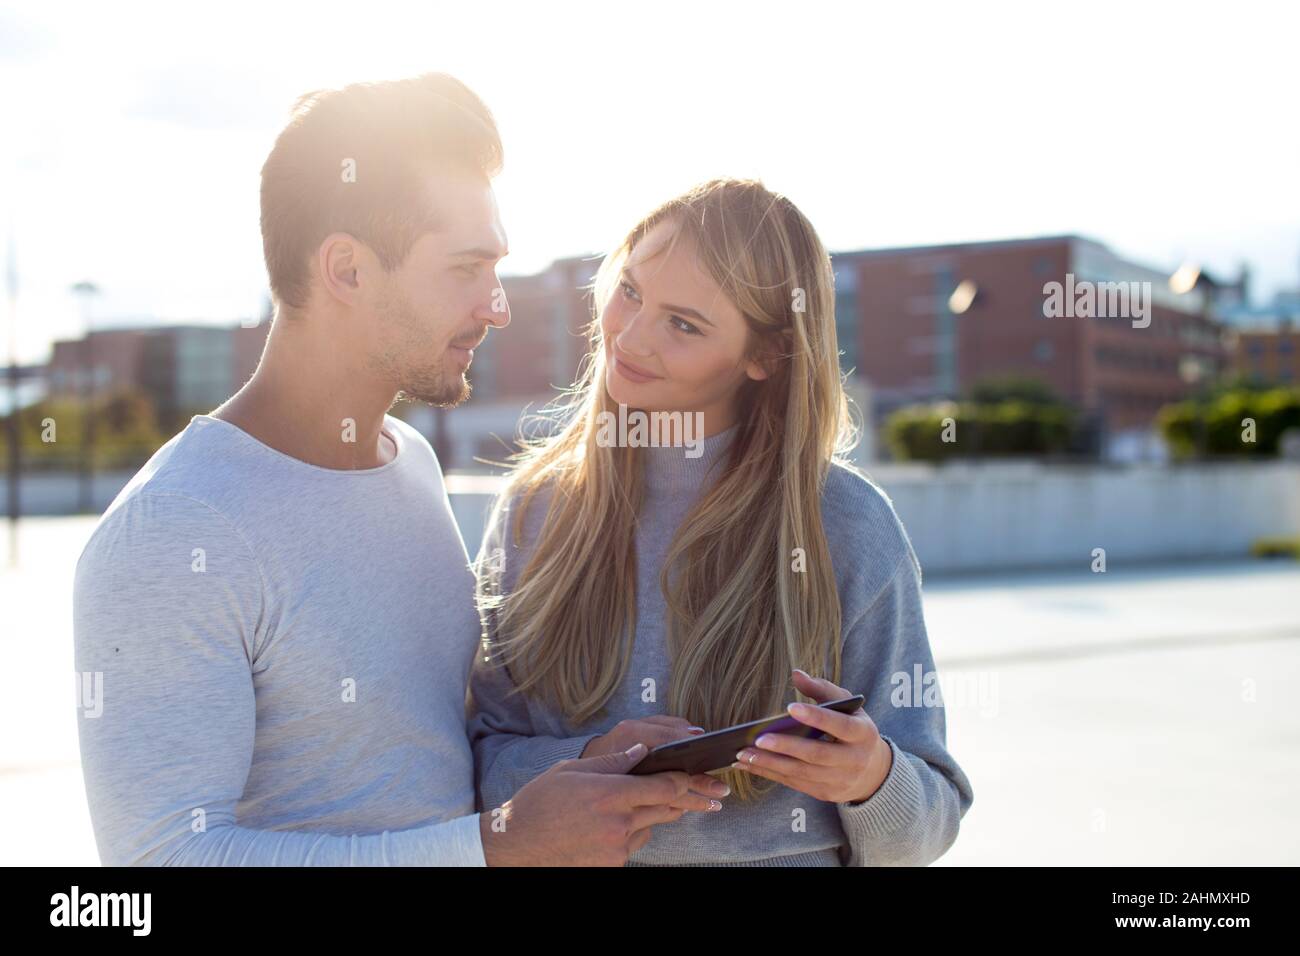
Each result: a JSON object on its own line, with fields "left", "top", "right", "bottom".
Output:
{"left": 834, "top": 285, "right": 859, "bottom": 374}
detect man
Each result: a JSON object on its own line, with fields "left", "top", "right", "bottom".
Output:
{"left": 72, "top": 73, "right": 728, "bottom": 866}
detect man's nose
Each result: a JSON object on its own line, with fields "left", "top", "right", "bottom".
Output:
{"left": 477, "top": 283, "right": 511, "bottom": 328}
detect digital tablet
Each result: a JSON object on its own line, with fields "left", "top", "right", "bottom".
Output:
{"left": 627, "top": 694, "right": 865, "bottom": 776}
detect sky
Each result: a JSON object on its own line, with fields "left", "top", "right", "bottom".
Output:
{"left": 1, "top": 0, "right": 1297, "bottom": 365}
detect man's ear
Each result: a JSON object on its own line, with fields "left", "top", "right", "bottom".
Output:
{"left": 317, "top": 232, "right": 366, "bottom": 307}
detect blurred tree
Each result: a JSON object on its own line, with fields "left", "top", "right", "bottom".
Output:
{"left": 968, "top": 375, "right": 1069, "bottom": 407}
{"left": 0, "top": 388, "right": 167, "bottom": 471}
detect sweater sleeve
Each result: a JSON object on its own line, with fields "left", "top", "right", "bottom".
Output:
{"left": 831, "top": 550, "right": 975, "bottom": 866}
{"left": 73, "top": 492, "right": 485, "bottom": 866}
{"left": 465, "top": 493, "right": 599, "bottom": 812}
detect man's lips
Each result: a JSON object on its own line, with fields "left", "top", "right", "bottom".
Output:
{"left": 449, "top": 333, "right": 485, "bottom": 368}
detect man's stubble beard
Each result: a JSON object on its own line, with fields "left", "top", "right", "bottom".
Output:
{"left": 372, "top": 286, "right": 472, "bottom": 409}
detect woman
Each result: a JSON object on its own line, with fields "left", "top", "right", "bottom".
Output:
{"left": 467, "top": 178, "right": 973, "bottom": 866}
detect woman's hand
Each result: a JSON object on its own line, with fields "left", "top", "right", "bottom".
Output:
{"left": 732, "top": 669, "right": 893, "bottom": 805}
{"left": 581, "top": 715, "right": 706, "bottom": 759}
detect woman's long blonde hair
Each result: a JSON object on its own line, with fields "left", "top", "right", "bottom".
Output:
{"left": 477, "top": 178, "right": 859, "bottom": 799}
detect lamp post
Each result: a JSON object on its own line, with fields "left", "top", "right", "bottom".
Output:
{"left": 935, "top": 270, "right": 978, "bottom": 399}
{"left": 5, "top": 228, "right": 18, "bottom": 566}
{"left": 1179, "top": 354, "right": 1207, "bottom": 458}
{"left": 70, "top": 280, "right": 100, "bottom": 512}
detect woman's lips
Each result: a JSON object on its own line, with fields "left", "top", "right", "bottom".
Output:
{"left": 612, "top": 354, "right": 660, "bottom": 383}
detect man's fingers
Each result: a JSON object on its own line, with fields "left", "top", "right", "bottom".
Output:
{"left": 598, "top": 768, "right": 691, "bottom": 807}
{"left": 628, "top": 804, "right": 687, "bottom": 832}
{"left": 687, "top": 772, "right": 729, "bottom": 795}
{"left": 627, "top": 826, "right": 654, "bottom": 855}
{"left": 667, "top": 791, "right": 724, "bottom": 812}
{"left": 566, "top": 743, "right": 649, "bottom": 775}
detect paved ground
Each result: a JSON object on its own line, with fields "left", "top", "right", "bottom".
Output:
{"left": 3, "top": 516, "right": 1298, "bottom": 866}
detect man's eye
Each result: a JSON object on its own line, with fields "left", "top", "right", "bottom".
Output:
{"left": 458, "top": 263, "right": 479, "bottom": 276}
{"left": 669, "top": 315, "right": 702, "bottom": 336}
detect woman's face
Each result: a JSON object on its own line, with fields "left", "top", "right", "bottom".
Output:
{"left": 599, "top": 220, "right": 769, "bottom": 435}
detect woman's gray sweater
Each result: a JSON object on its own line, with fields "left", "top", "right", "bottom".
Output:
{"left": 466, "top": 423, "right": 974, "bottom": 866}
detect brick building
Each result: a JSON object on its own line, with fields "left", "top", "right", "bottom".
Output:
{"left": 47, "top": 321, "right": 270, "bottom": 428}
{"left": 1222, "top": 289, "right": 1300, "bottom": 385}
{"left": 833, "top": 236, "right": 1232, "bottom": 454}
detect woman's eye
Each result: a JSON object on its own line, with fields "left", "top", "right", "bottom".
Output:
{"left": 669, "top": 315, "right": 702, "bottom": 336}
{"left": 620, "top": 280, "right": 640, "bottom": 302}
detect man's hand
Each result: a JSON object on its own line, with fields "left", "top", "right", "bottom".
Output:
{"left": 480, "top": 743, "right": 729, "bottom": 866}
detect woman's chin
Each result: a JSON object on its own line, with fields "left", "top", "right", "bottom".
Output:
{"left": 603, "top": 373, "right": 648, "bottom": 409}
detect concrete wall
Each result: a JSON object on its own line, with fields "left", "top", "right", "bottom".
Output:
{"left": 12, "top": 462, "right": 1300, "bottom": 576}
{"left": 5, "top": 471, "right": 139, "bottom": 516}
{"left": 863, "top": 460, "right": 1300, "bottom": 574}
{"left": 448, "top": 462, "right": 1300, "bottom": 574}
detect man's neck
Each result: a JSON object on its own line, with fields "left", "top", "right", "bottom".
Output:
{"left": 212, "top": 316, "right": 399, "bottom": 470}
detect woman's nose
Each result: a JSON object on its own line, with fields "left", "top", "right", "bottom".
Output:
{"left": 614, "top": 308, "right": 655, "bottom": 356}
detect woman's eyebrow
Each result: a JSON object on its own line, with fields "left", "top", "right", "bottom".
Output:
{"left": 621, "top": 266, "right": 715, "bottom": 327}
{"left": 663, "top": 302, "right": 714, "bottom": 327}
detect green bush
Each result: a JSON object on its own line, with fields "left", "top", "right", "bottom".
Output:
{"left": 1157, "top": 386, "right": 1300, "bottom": 458}
{"left": 1250, "top": 537, "right": 1300, "bottom": 559}
{"left": 885, "top": 399, "right": 1075, "bottom": 461}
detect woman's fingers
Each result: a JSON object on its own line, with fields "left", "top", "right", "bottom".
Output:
{"left": 752, "top": 731, "right": 844, "bottom": 767}
{"left": 730, "top": 758, "right": 810, "bottom": 795}
{"left": 638, "top": 716, "right": 705, "bottom": 737}
{"left": 732, "top": 745, "right": 835, "bottom": 784}
{"left": 792, "top": 668, "right": 852, "bottom": 703}
{"left": 785, "top": 701, "right": 870, "bottom": 743}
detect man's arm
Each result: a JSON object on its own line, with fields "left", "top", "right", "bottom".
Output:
{"left": 73, "top": 491, "right": 484, "bottom": 866}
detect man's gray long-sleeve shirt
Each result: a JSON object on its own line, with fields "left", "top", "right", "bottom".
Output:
{"left": 73, "top": 414, "right": 486, "bottom": 865}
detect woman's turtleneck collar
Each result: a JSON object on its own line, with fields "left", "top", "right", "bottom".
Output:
{"left": 641, "top": 421, "right": 740, "bottom": 499}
